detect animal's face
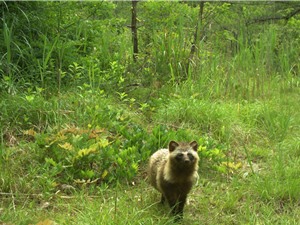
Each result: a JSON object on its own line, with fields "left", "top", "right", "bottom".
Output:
{"left": 175, "top": 151, "right": 196, "bottom": 164}
{"left": 169, "top": 141, "right": 199, "bottom": 166}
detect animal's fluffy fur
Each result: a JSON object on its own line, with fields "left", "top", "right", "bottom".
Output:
{"left": 148, "top": 140, "right": 199, "bottom": 220}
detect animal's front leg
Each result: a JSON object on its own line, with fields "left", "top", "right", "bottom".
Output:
{"left": 165, "top": 194, "right": 178, "bottom": 215}
{"left": 176, "top": 195, "right": 187, "bottom": 220}
{"left": 160, "top": 194, "right": 166, "bottom": 204}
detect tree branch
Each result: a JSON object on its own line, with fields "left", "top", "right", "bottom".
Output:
{"left": 247, "top": 7, "right": 300, "bottom": 25}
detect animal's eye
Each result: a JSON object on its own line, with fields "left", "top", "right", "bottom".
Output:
{"left": 175, "top": 153, "right": 184, "bottom": 160}
{"left": 187, "top": 153, "right": 194, "bottom": 160}
{"left": 176, "top": 153, "right": 183, "bottom": 158}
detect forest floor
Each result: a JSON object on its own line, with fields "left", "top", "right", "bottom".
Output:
{"left": 1, "top": 82, "right": 300, "bottom": 225}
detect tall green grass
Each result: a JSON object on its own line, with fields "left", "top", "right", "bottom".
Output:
{"left": 1, "top": 3, "right": 300, "bottom": 224}
{"left": 178, "top": 24, "right": 300, "bottom": 102}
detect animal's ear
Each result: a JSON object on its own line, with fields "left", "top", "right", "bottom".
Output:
{"left": 169, "top": 141, "right": 179, "bottom": 152}
{"left": 189, "top": 141, "right": 198, "bottom": 151}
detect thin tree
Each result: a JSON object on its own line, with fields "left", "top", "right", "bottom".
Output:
{"left": 131, "top": 0, "right": 138, "bottom": 62}
{"left": 187, "top": 2, "right": 205, "bottom": 75}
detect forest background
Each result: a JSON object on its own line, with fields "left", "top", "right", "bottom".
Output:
{"left": 1, "top": 1, "right": 300, "bottom": 224}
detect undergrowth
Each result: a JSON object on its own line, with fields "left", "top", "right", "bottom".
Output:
{"left": 1, "top": 2, "right": 300, "bottom": 224}
{"left": 1, "top": 87, "right": 234, "bottom": 199}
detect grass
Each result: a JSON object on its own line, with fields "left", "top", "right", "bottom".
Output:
{"left": 1, "top": 63, "right": 299, "bottom": 224}
{"left": 1, "top": 172, "right": 300, "bottom": 224}
{"left": 1, "top": 81, "right": 299, "bottom": 224}
{"left": 1, "top": 3, "right": 300, "bottom": 224}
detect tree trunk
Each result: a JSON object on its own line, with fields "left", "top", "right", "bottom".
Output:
{"left": 131, "top": 0, "right": 138, "bottom": 62}
{"left": 187, "top": 2, "right": 204, "bottom": 75}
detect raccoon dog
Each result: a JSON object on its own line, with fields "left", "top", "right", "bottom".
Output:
{"left": 148, "top": 140, "right": 199, "bottom": 221}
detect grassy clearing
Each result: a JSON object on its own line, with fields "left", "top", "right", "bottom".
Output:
{"left": 1, "top": 82, "right": 299, "bottom": 224}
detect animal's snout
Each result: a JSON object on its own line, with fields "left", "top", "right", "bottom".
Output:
{"left": 184, "top": 158, "right": 191, "bottom": 164}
